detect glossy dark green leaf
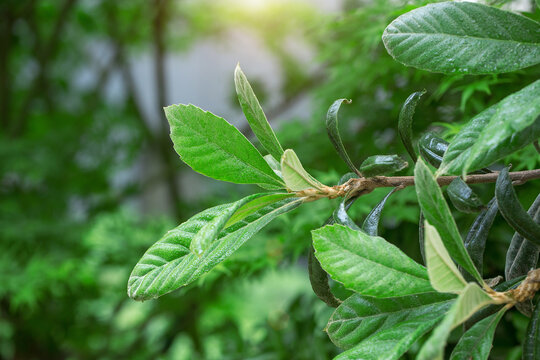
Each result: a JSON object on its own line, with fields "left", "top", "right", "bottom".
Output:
{"left": 313, "top": 224, "right": 433, "bottom": 297}
{"left": 523, "top": 296, "right": 540, "bottom": 360}
{"left": 326, "top": 98, "right": 358, "bottom": 174}
{"left": 398, "top": 90, "right": 426, "bottom": 162}
{"left": 235, "top": 64, "right": 284, "bottom": 161}
{"left": 329, "top": 293, "right": 454, "bottom": 360}
{"left": 362, "top": 188, "right": 399, "bottom": 236}
{"left": 450, "top": 307, "right": 507, "bottom": 360}
{"left": 439, "top": 80, "right": 540, "bottom": 175}
{"left": 128, "top": 194, "right": 301, "bottom": 300}
{"left": 414, "top": 158, "right": 483, "bottom": 283}
{"left": 447, "top": 178, "right": 484, "bottom": 213}
{"left": 383, "top": 2, "right": 540, "bottom": 75}
{"left": 460, "top": 198, "right": 498, "bottom": 282}
{"left": 505, "top": 193, "right": 540, "bottom": 281}
{"left": 418, "top": 132, "right": 448, "bottom": 168}
{"left": 496, "top": 168, "right": 540, "bottom": 247}
{"left": 419, "top": 211, "right": 426, "bottom": 264}
{"left": 358, "top": 155, "right": 408, "bottom": 177}
{"left": 165, "top": 104, "right": 284, "bottom": 189}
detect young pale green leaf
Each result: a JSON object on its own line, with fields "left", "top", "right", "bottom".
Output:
{"left": 450, "top": 307, "right": 507, "bottom": 360}
{"left": 234, "top": 64, "right": 284, "bottom": 161}
{"left": 326, "top": 98, "right": 358, "bottom": 174}
{"left": 439, "top": 80, "right": 540, "bottom": 175}
{"left": 358, "top": 155, "right": 408, "bottom": 177}
{"left": 418, "top": 283, "right": 496, "bottom": 360}
{"left": 496, "top": 168, "right": 540, "bottom": 247}
{"left": 461, "top": 198, "right": 498, "bottom": 282}
{"left": 327, "top": 292, "right": 454, "bottom": 350}
{"left": 398, "top": 90, "right": 425, "bottom": 162}
{"left": 334, "top": 312, "right": 446, "bottom": 360}
{"left": 418, "top": 132, "right": 448, "bottom": 169}
{"left": 523, "top": 296, "right": 540, "bottom": 360}
{"left": 424, "top": 222, "right": 468, "bottom": 293}
{"left": 383, "top": 2, "right": 540, "bottom": 75}
{"left": 128, "top": 195, "right": 301, "bottom": 300}
{"left": 312, "top": 224, "right": 433, "bottom": 297}
{"left": 415, "top": 158, "right": 483, "bottom": 283}
{"left": 447, "top": 178, "right": 484, "bottom": 213}
{"left": 165, "top": 104, "right": 284, "bottom": 189}
{"left": 362, "top": 188, "right": 399, "bottom": 236}
{"left": 505, "top": 193, "right": 540, "bottom": 281}
{"left": 281, "top": 149, "right": 325, "bottom": 191}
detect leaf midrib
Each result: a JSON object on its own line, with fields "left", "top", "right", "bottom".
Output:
{"left": 385, "top": 31, "right": 540, "bottom": 46}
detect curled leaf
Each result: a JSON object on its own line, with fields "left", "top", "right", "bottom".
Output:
{"left": 523, "top": 296, "right": 540, "bottom": 360}
{"left": 326, "top": 99, "right": 358, "bottom": 174}
{"left": 505, "top": 193, "right": 540, "bottom": 281}
{"left": 447, "top": 178, "right": 484, "bottom": 213}
{"left": 362, "top": 187, "right": 400, "bottom": 236}
{"left": 460, "top": 198, "right": 498, "bottom": 282}
{"left": 496, "top": 168, "right": 540, "bottom": 247}
{"left": 358, "top": 155, "right": 408, "bottom": 177}
{"left": 398, "top": 90, "right": 426, "bottom": 162}
{"left": 418, "top": 132, "right": 448, "bottom": 169}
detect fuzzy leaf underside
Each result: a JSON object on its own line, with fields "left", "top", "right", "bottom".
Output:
{"left": 312, "top": 224, "right": 433, "bottom": 298}
{"left": 281, "top": 149, "right": 325, "bottom": 191}
{"left": 415, "top": 159, "right": 482, "bottom": 283}
{"left": 418, "top": 283, "right": 495, "bottom": 360}
{"left": 424, "top": 222, "right": 468, "bottom": 294}
{"left": 165, "top": 104, "right": 284, "bottom": 189}
{"left": 450, "top": 308, "right": 506, "bottom": 360}
{"left": 439, "top": 80, "right": 540, "bottom": 175}
{"left": 383, "top": 2, "right": 540, "bottom": 75}
{"left": 327, "top": 292, "right": 454, "bottom": 350}
{"left": 128, "top": 195, "right": 301, "bottom": 300}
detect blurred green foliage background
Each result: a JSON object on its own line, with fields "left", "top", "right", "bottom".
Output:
{"left": 1, "top": 0, "right": 539, "bottom": 359}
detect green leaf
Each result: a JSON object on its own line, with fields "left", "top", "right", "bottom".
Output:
{"left": 312, "top": 224, "right": 433, "bottom": 297}
{"left": 496, "top": 168, "right": 540, "bottom": 247}
{"left": 128, "top": 195, "right": 301, "bottom": 300}
{"left": 505, "top": 193, "right": 540, "bottom": 281}
{"left": 419, "top": 211, "right": 426, "bottom": 264}
{"left": 281, "top": 149, "right": 325, "bottom": 191}
{"left": 418, "top": 283, "right": 496, "bottom": 360}
{"left": 165, "top": 104, "right": 284, "bottom": 189}
{"left": 333, "top": 201, "right": 361, "bottom": 231}
{"left": 327, "top": 292, "right": 454, "bottom": 351}
{"left": 450, "top": 307, "right": 507, "bottom": 360}
{"left": 418, "top": 132, "right": 448, "bottom": 169}
{"left": 424, "top": 221, "right": 468, "bottom": 294}
{"left": 362, "top": 188, "right": 399, "bottom": 236}
{"left": 358, "top": 155, "right": 408, "bottom": 177}
{"left": 461, "top": 198, "right": 498, "bottom": 282}
{"left": 414, "top": 158, "right": 483, "bottom": 283}
{"left": 523, "top": 296, "right": 540, "bottom": 360}
{"left": 439, "top": 80, "right": 540, "bottom": 175}
{"left": 326, "top": 98, "right": 358, "bottom": 174}
{"left": 263, "top": 154, "right": 282, "bottom": 179}
{"left": 224, "top": 193, "right": 295, "bottom": 228}
{"left": 234, "top": 64, "right": 284, "bottom": 161}
{"left": 382, "top": 2, "right": 540, "bottom": 74}
{"left": 447, "top": 178, "right": 484, "bottom": 213}
{"left": 398, "top": 90, "right": 425, "bottom": 163}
